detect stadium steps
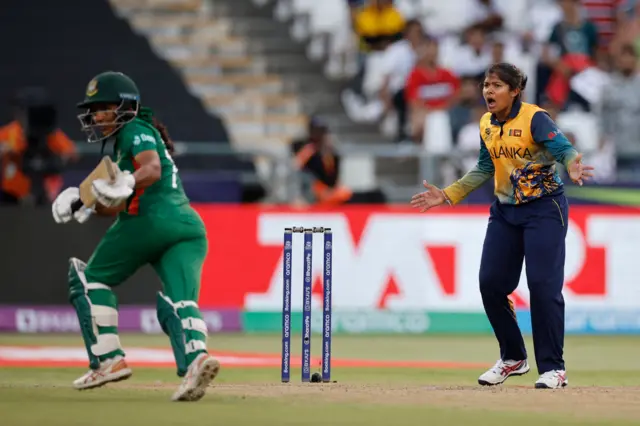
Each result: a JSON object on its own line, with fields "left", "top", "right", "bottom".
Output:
{"left": 113, "top": 0, "right": 411, "bottom": 199}
{"left": 220, "top": 0, "right": 385, "bottom": 136}
{"left": 114, "top": 0, "right": 310, "bottom": 154}
{"left": 116, "top": 0, "right": 382, "bottom": 145}
{"left": 219, "top": 0, "right": 417, "bottom": 198}
{"left": 0, "top": 0, "right": 231, "bottom": 144}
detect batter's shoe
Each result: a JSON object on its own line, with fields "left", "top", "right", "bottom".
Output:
{"left": 535, "top": 370, "right": 568, "bottom": 389}
{"left": 73, "top": 355, "right": 132, "bottom": 390}
{"left": 172, "top": 353, "right": 221, "bottom": 402}
{"left": 478, "top": 359, "right": 530, "bottom": 386}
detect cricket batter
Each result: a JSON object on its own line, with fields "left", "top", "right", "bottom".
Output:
{"left": 411, "top": 63, "right": 595, "bottom": 389}
{"left": 51, "top": 71, "right": 220, "bottom": 401}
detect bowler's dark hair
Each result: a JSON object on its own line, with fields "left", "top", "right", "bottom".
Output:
{"left": 485, "top": 63, "right": 528, "bottom": 100}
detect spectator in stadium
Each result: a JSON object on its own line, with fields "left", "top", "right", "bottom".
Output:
{"left": 492, "top": 37, "right": 506, "bottom": 64}
{"left": 452, "top": 24, "right": 494, "bottom": 80}
{"left": 454, "top": 103, "right": 486, "bottom": 177}
{"left": 291, "top": 116, "right": 385, "bottom": 206}
{"left": 464, "top": 0, "right": 504, "bottom": 33}
{"left": 0, "top": 87, "right": 77, "bottom": 206}
{"left": 353, "top": 0, "right": 405, "bottom": 53}
{"left": 599, "top": 43, "right": 640, "bottom": 180}
{"left": 582, "top": 0, "right": 628, "bottom": 51}
{"left": 379, "top": 19, "right": 425, "bottom": 143}
{"left": 347, "top": 0, "right": 365, "bottom": 21}
{"left": 539, "top": 97, "right": 572, "bottom": 140}
{"left": 610, "top": 1, "right": 640, "bottom": 56}
{"left": 540, "top": 96, "right": 616, "bottom": 183}
{"left": 538, "top": 0, "right": 599, "bottom": 109}
{"left": 404, "top": 37, "right": 461, "bottom": 144}
{"left": 448, "top": 76, "right": 484, "bottom": 143}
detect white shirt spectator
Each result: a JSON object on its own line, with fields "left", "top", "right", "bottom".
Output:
{"left": 465, "top": 0, "right": 500, "bottom": 27}
{"left": 457, "top": 121, "right": 482, "bottom": 172}
{"left": 452, "top": 44, "right": 493, "bottom": 78}
{"left": 381, "top": 39, "right": 417, "bottom": 93}
{"left": 525, "top": 0, "right": 563, "bottom": 44}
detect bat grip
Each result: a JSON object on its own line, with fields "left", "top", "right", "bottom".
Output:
{"left": 70, "top": 198, "right": 85, "bottom": 214}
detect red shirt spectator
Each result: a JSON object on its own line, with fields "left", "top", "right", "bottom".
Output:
{"left": 405, "top": 40, "right": 460, "bottom": 109}
{"left": 404, "top": 37, "right": 460, "bottom": 142}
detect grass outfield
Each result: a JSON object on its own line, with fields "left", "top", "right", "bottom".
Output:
{"left": 1, "top": 333, "right": 640, "bottom": 425}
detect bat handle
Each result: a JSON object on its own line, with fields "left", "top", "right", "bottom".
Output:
{"left": 70, "top": 198, "right": 85, "bottom": 214}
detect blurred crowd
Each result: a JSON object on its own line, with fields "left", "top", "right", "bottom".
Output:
{"left": 0, "top": 88, "right": 77, "bottom": 206}
{"left": 341, "top": 0, "right": 640, "bottom": 183}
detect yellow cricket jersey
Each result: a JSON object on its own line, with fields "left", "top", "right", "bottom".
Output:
{"left": 444, "top": 100, "right": 579, "bottom": 205}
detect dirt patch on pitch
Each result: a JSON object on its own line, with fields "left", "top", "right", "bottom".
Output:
{"left": 203, "top": 383, "right": 640, "bottom": 421}
{"left": 113, "top": 381, "right": 640, "bottom": 421}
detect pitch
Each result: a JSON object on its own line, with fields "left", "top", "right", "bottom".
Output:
{"left": 1, "top": 333, "right": 639, "bottom": 425}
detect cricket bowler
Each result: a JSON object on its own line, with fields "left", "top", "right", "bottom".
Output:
{"left": 51, "top": 71, "right": 219, "bottom": 401}
{"left": 411, "top": 63, "right": 595, "bottom": 389}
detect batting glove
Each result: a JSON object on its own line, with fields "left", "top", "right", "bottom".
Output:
{"left": 92, "top": 170, "right": 136, "bottom": 207}
{"left": 52, "top": 187, "right": 80, "bottom": 224}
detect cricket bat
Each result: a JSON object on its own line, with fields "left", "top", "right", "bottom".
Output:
{"left": 70, "top": 156, "right": 119, "bottom": 213}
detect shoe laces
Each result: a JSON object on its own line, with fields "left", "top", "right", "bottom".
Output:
{"left": 488, "top": 359, "right": 506, "bottom": 374}
{"left": 490, "top": 359, "right": 522, "bottom": 375}
{"left": 539, "top": 370, "right": 561, "bottom": 379}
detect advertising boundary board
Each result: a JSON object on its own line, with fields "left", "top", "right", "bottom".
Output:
{"left": 1, "top": 306, "right": 640, "bottom": 334}
{"left": 0, "top": 306, "right": 241, "bottom": 333}
{"left": 1, "top": 203, "right": 640, "bottom": 337}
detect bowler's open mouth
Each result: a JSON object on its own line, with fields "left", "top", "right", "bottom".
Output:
{"left": 486, "top": 97, "right": 496, "bottom": 109}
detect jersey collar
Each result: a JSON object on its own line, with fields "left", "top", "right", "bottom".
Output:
{"left": 490, "top": 98, "right": 522, "bottom": 126}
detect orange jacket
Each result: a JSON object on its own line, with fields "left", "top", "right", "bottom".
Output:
{"left": 0, "top": 120, "right": 77, "bottom": 200}
{"left": 294, "top": 143, "right": 352, "bottom": 207}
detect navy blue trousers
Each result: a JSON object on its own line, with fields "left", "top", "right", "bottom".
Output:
{"left": 479, "top": 193, "right": 568, "bottom": 374}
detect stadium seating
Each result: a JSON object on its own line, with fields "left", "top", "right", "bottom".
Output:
{"left": 0, "top": 0, "right": 228, "bottom": 143}
{"left": 111, "top": 0, "right": 311, "bottom": 152}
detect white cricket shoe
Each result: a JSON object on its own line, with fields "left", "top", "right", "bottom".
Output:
{"left": 73, "top": 355, "right": 132, "bottom": 390}
{"left": 535, "top": 370, "right": 568, "bottom": 389}
{"left": 478, "top": 359, "right": 530, "bottom": 386}
{"left": 172, "top": 353, "right": 221, "bottom": 402}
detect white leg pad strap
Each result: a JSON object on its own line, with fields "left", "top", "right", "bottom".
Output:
{"left": 70, "top": 258, "right": 111, "bottom": 293}
{"left": 91, "top": 334, "right": 122, "bottom": 356}
{"left": 185, "top": 340, "right": 207, "bottom": 354}
{"left": 86, "top": 283, "right": 112, "bottom": 291}
{"left": 92, "top": 305, "right": 119, "bottom": 328}
{"left": 182, "top": 318, "right": 208, "bottom": 335}
{"left": 71, "top": 258, "right": 88, "bottom": 287}
{"left": 159, "top": 293, "right": 199, "bottom": 311}
{"left": 174, "top": 300, "right": 199, "bottom": 309}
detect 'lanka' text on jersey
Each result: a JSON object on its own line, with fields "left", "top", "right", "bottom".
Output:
{"left": 444, "top": 100, "right": 578, "bottom": 205}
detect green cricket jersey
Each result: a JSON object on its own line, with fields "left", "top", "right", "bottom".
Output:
{"left": 112, "top": 117, "right": 190, "bottom": 217}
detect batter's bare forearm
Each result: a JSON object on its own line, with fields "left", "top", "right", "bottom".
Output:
{"left": 95, "top": 203, "right": 125, "bottom": 216}
{"left": 132, "top": 163, "right": 161, "bottom": 189}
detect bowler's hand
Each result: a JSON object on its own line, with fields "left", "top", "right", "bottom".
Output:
{"left": 410, "top": 180, "right": 447, "bottom": 212}
{"left": 568, "top": 153, "right": 595, "bottom": 186}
